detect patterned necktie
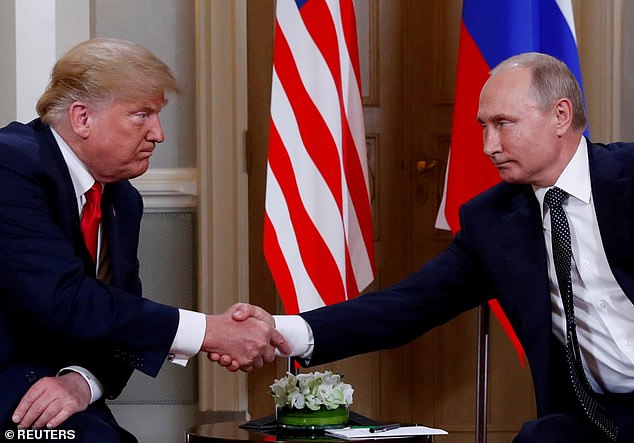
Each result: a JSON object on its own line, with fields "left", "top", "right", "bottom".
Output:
{"left": 80, "top": 182, "right": 102, "bottom": 264}
{"left": 545, "top": 186, "right": 618, "bottom": 441}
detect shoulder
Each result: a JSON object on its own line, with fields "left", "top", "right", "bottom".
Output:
{"left": 462, "top": 181, "right": 531, "bottom": 215}
{"left": 0, "top": 119, "right": 56, "bottom": 173}
{"left": 455, "top": 182, "right": 537, "bottom": 242}
{"left": 105, "top": 180, "right": 144, "bottom": 214}
{"left": 587, "top": 139, "right": 634, "bottom": 177}
{"left": 0, "top": 119, "right": 51, "bottom": 148}
{"left": 588, "top": 139, "right": 634, "bottom": 161}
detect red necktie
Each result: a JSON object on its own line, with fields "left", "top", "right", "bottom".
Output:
{"left": 80, "top": 183, "right": 102, "bottom": 264}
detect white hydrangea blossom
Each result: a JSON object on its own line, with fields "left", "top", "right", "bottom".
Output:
{"left": 270, "top": 371, "right": 354, "bottom": 411}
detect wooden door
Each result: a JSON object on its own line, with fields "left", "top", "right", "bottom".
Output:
{"left": 247, "top": 1, "right": 535, "bottom": 441}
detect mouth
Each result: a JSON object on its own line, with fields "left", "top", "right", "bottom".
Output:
{"left": 139, "top": 145, "right": 155, "bottom": 157}
{"left": 491, "top": 158, "right": 510, "bottom": 168}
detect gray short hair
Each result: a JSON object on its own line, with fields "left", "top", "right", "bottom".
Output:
{"left": 491, "top": 52, "right": 587, "bottom": 131}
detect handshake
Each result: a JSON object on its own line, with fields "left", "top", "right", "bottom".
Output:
{"left": 203, "top": 303, "right": 292, "bottom": 372}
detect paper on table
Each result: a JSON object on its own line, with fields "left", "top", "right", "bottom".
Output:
{"left": 325, "top": 425, "right": 448, "bottom": 439}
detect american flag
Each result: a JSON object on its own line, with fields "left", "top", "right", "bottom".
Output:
{"left": 264, "top": 0, "right": 375, "bottom": 315}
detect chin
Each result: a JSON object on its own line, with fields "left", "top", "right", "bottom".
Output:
{"left": 115, "top": 167, "right": 150, "bottom": 182}
{"left": 498, "top": 173, "right": 522, "bottom": 184}
{"left": 130, "top": 169, "right": 150, "bottom": 180}
{"left": 133, "top": 162, "right": 151, "bottom": 177}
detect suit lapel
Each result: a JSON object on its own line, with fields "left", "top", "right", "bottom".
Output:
{"left": 33, "top": 121, "right": 95, "bottom": 272}
{"left": 498, "top": 187, "right": 556, "bottom": 410}
{"left": 500, "top": 188, "right": 552, "bottom": 351}
{"left": 589, "top": 142, "right": 634, "bottom": 298}
{"left": 101, "top": 182, "right": 143, "bottom": 295}
{"left": 590, "top": 145, "right": 632, "bottom": 262}
{"left": 102, "top": 185, "right": 122, "bottom": 286}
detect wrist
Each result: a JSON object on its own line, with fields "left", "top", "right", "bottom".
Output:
{"left": 57, "top": 366, "right": 104, "bottom": 404}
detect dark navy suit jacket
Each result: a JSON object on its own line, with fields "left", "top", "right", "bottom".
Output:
{"left": 0, "top": 119, "right": 180, "bottom": 424}
{"left": 301, "top": 139, "right": 634, "bottom": 419}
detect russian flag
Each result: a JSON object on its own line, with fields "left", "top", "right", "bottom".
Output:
{"left": 436, "top": 0, "right": 586, "bottom": 364}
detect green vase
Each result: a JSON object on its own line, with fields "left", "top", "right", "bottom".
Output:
{"left": 276, "top": 405, "right": 349, "bottom": 430}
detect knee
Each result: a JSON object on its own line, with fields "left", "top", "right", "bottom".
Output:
{"left": 58, "top": 409, "right": 136, "bottom": 443}
{"left": 513, "top": 414, "right": 602, "bottom": 443}
{"left": 514, "top": 417, "right": 563, "bottom": 443}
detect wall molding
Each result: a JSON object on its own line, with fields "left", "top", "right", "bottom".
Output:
{"left": 132, "top": 168, "right": 198, "bottom": 212}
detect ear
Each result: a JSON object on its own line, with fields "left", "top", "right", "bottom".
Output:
{"left": 553, "top": 98, "right": 573, "bottom": 136}
{"left": 68, "top": 102, "right": 91, "bottom": 139}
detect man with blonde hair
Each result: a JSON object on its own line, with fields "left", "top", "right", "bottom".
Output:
{"left": 0, "top": 38, "right": 289, "bottom": 442}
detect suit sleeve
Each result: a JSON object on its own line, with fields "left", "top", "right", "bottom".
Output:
{"left": 0, "top": 148, "right": 179, "bottom": 385}
{"left": 300, "top": 228, "right": 493, "bottom": 366}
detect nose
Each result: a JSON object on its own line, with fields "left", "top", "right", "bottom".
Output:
{"left": 482, "top": 128, "right": 501, "bottom": 158}
{"left": 148, "top": 114, "right": 165, "bottom": 143}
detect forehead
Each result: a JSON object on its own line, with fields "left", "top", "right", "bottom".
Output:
{"left": 109, "top": 95, "right": 167, "bottom": 112}
{"left": 478, "top": 67, "right": 535, "bottom": 119}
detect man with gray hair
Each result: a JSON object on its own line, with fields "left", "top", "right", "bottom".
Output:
{"left": 225, "top": 52, "right": 634, "bottom": 442}
{"left": 0, "top": 38, "right": 289, "bottom": 442}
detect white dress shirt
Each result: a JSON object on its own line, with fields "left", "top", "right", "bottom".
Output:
{"left": 274, "top": 315, "right": 314, "bottom": 359}
{"left": 52, "top": 129, "right": 205, "bottom": 403}
{"left": 534, "top": 137, "right": 634, "bottom": 394}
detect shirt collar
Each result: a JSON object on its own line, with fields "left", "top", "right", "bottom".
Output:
{"left": 533, "top": 137, "right": 590, "bottom": 219}
{"left": 51, "top": 128, "right": 97, "bottom": 199}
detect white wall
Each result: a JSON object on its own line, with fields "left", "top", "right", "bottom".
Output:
{"left": 0, "top": 0, "right": 89, "bottom": 125}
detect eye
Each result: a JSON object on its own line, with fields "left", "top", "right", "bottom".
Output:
{"left": 129, "top": 112, "right": 150, "bottom": 125}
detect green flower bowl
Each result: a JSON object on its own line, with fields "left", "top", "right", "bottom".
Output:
{"left": 277, "top": 406, "right": 349, "bottom": 430}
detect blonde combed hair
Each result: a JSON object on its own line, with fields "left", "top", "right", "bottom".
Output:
{"left": 37, "top": 38, "right": 179, "bottom": 125}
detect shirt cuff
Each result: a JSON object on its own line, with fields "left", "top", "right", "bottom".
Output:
{"left": 273, "top": 315, "right": 314, "bottom": 358}
{"left": 168, "top": 309, "right": 206, "bottom": 367}
{"left": 57, "top": 366, "right": 103, "bottom": 404}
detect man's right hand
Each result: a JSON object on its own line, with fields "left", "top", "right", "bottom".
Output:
{"left": 12, "top": 372, "right": 91, "bottom": 430}
{"left": 202, "top": 303, "right": 291, "bottom": 372}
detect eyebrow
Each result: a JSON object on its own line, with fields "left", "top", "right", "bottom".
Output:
{"left": 136, "top": 103, "right": 165, "bottom": 114}
{"left": 138, "top": 97, "right": 168, "bottom": 112}
{"left": 477, "top": 113, "right": 511, "bottom": 124}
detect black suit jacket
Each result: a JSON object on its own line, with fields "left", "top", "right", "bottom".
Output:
{"left": 301, "top": 139, "right": 634, "bottom": 418}
{"left": 0, "top": 119, "right": 180, "bottom": 423}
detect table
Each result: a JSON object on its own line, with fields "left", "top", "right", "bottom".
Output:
{"left": 185, "top": 421, "right": 434, "bottom": 443}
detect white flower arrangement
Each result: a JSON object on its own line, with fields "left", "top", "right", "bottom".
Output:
{"left": 270, "top": 371, "right": 354, "bottom": 411}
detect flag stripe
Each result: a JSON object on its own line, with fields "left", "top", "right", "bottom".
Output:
{"left": 265, "top": 167, "right": 326, "bottom": 313}
{"left": 339, "top": 0, "right": 362, "bottom": 89}
{"left": 298, "top": 0, "right": 362, "bottom": 298}
{"left": 263, "top": 214, "right": 300, "bottom": 314}
{"left": 303, "top": 0, "right": 375, "bottom": 292}
{"left": 270, "top": 69, "right": 346, "bottom": 277}
{"left": 273, "top": 17, "right": 343, "bottom": 212}
{"left": 265, "top": 0, "right": 375, "bottom": 314}
{"left": 265, "top": 160, "right": 326, "bottom": 312}
{"left": 268, "top": 122, "right": 346, "bottom": 306}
